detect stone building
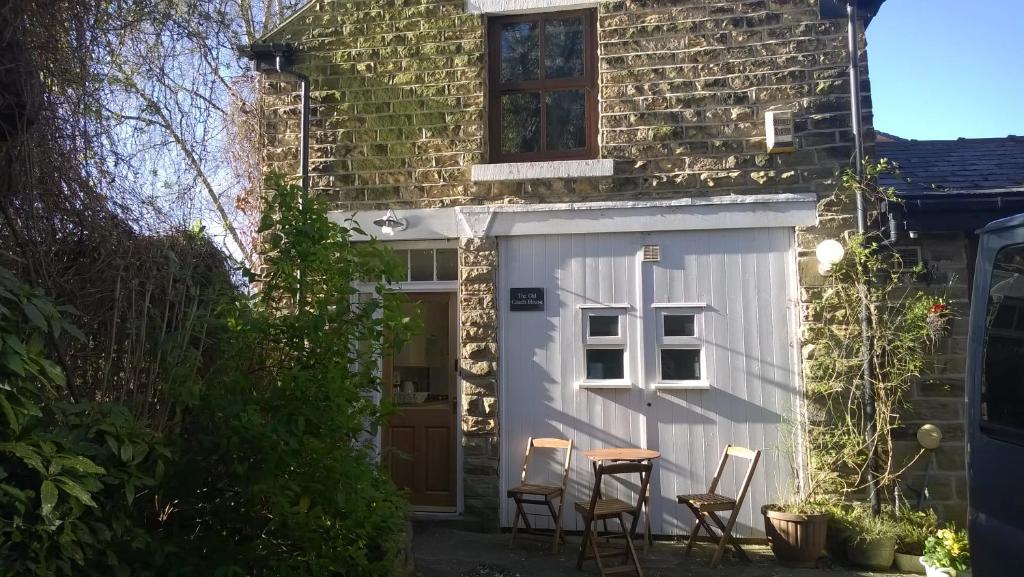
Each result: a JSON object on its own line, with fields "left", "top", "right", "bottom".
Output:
{"left": 878, "top": 135, "right": 1024, "bottom": 523}
{"left": 255, "top": 0, "right": 887, "bottom": 535}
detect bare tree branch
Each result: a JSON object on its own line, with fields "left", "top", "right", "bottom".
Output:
{"left": 117, "top": 67, "right": 254, "bottom": 268}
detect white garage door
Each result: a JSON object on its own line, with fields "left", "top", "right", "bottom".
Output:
{"left": 497, "top": 227, "right": 801, "bottom": 538}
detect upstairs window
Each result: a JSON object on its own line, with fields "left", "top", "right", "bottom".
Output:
{"left": 487, "top": 10, "right": 598, "bottom": 163}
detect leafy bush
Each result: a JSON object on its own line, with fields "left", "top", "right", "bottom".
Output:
{"left": 923, "top": 526, "right": 970, "bottom": 572}
{"left": 2, "top": 173, "right": 415, "bottom": 576}
{"left": 160, "top": 174, "right": 415, "bottom": 576}
{"left": 824, "top": 502, "right": 897, "bottom": 544}
{"left": 892, "top": 507, "right": 938, "bottom": 556}
{"left": 0, "top": 268, "right": 167, "bottom": 576}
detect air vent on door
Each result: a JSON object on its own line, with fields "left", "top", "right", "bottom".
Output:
{"left": 642, "top": 245, "right": 661, "bottom": 262}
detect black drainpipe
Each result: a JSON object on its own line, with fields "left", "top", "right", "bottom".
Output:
{"left": 846, "top": 1, "right": 881, "bottom": 517}
{"left": 243, "top": 43, "right": 311, "bottom": 309}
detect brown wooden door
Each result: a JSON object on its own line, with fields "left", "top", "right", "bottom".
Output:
{"left": 383, "top": 406, "right": 456, "bottom": 508}
{"left": 383, "top": 292, "right": 457, "bottom": 510}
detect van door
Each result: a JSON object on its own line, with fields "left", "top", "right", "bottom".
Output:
{"left": 968, "top": 231, "right": 1024, "bottom": 572}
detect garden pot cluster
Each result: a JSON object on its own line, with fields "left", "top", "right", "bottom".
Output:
{"left": 761, "top": 504, "right": 964, "bottom": 575}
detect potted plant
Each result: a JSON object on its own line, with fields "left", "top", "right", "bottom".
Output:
{"left": 822, "top": 502, "right": 861, "bottom": 563}
{"left": 761, "top": 499, "right": 830, "bottom": 567}
{"left": 921, "top": 527, "right": 970, "bottom": 577}
{"left": 845, "top": 508, "right": 898, "bottom": 570}
{"left": 893, "top": 508, "right": 938, "bottom": 574}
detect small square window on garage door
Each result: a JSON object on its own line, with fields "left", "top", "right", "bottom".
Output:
{"left": 651, "top": 305, "right": 708, "bottom": 389}
{"left": 579, "top": 306, "right": 631, "bottom": 388}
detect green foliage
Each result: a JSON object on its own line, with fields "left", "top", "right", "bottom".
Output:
{"left": 804, "top": 161, "right": 952, "bottom": 501}
{"left": 923, "top": 526, "right": 970, "bottom": 572}
{"left": 824, "top": 502, "right": 898, "bottom": 543}
{"left": 891, "top": 507, "right": 939, "bottom": 555}
{"left": 1, "top": 173, "right": 416, "bottom": 576}
{"left": 763, "top": 496, "right": 833, "bottom": 515}
{"left": 0, "top": 268, "right": 167, "bottom": 577}
{"left": 847, "top": 511, "right": 898, "bottom": 543}
{"left": 161, "top": 173, "right": 415, "bottom": 576}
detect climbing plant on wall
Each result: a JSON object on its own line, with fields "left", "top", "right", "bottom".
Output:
{"left": 802, "top": 161, "right": 952, "bottom": 502}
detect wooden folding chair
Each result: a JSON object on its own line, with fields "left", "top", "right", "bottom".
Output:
{"left": 676, "top": 445, "right": 761, "bottom": 568}
{"left": 507, "top": 437, "right": 573, "bottom": 552}
{"left": 575, "top": 461, "right": 653, "bottom": 577}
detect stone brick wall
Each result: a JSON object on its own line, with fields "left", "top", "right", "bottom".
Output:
{"left": 262, "top": 0, "right": 872, "bottom": 210}
{"left": 458, "top": 237, "right": 500, "bottom": 526}
{"left": 259, "top": 0, "right": 874, "bottom": 528}
{"left": 893, "top": 233, "right": 971, "bottom": 524}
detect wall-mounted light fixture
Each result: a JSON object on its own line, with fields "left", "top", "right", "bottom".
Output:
{"left": 917, "top": 423, "right": 942, "bottom": 450}
{"left": 372, "top": 209, "right": 407, "bottom": 236}
{"left": 815, "top": 239, "right": 845, "bottom": 275}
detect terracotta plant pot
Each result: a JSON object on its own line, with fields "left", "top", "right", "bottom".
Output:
{"left": 847, "top": 535, "right": 895, "bottom": 570}
{"left": 894, "top": 551, "right": 926, "bottom": 574}
{"left": 761, "top": 505, "right": 829, "bottom": 567}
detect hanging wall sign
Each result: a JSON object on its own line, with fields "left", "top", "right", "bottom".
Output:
{"left": 509, "top": 288, "right": 545, "bottom": 311}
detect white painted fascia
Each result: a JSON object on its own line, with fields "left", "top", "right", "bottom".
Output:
{"left": 457, "top": 193, "right": 819, "bottom": 237}
{"left": 329, "top": 207, "right": 460, "bottom": 241}
{"left": 470, "top": 159, "right": 614, "bottom": 182}
{"left": 331, "top": 193, "right": 818, "bottom": 241}
{"left": 465, "top": 0, "right": 598, "bottom": 15}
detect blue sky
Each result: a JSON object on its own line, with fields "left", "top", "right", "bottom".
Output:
{"left": 866, "top": 0, "right": 1024, "bottom": 140}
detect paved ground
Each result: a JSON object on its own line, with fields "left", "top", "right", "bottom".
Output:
{"left": 412, "top": 522, "right": 915, "bottom": 577}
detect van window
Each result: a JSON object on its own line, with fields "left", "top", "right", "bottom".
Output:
{"left": 982, "top": 244, "right": 1024, "bottom": 443}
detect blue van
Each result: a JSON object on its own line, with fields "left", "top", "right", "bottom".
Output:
{"left": 967, "top": 214, "right": 1024, "bottom": 573}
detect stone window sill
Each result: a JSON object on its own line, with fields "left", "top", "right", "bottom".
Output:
{"left": 465, "top": 0, "right": 598, "bottom": 15}
{"left": 470, "top": 159, "right": 614, "bottom": 183}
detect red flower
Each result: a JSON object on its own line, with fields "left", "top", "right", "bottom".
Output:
{"left": 929, "top": 303, "right": 948, "bottom": 315}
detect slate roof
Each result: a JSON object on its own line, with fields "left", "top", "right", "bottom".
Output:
{"left": 877, "top": 137, "right": 1024, "bottom": 196}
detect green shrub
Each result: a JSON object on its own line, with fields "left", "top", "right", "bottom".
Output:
{"left": 892, "top": 507, "right": 938, "bottom": 556}
{"left": 160, "top": 174, "right": 415, "bottom": 576}
{"left": 0, "top": 268, "right": 167, "bottom": 576}
{"left": 923, "top": 526, "right": 970, "bottom": 572}
{"left": 1, "top": 172, "right": 416, "bottom": 576}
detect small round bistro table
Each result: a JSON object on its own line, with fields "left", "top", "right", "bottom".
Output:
{"left": 582, "top": 447, "right": 660, "bottom": 549}
{"left": 583, "top": 447, "right": 661, "bottom": 464}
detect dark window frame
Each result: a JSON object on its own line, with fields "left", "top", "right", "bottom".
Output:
{"left": 981, "top": 242, "right": 1024, "bottom": 447}
{"left": 487, "top": 9, "right": 599, "bottom": 164}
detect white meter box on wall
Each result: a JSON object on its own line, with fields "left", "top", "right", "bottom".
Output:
{"left": 765, "top": 110, "right": 796, "bottom": 153}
